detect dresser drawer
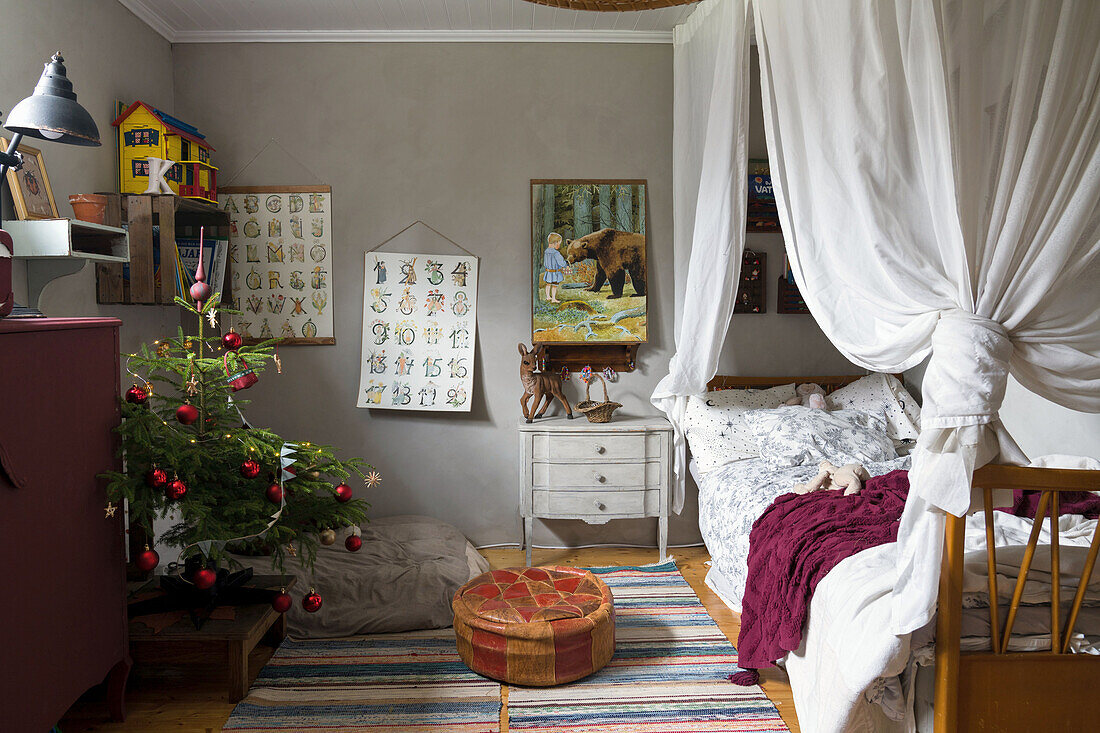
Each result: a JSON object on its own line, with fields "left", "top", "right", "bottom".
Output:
{"left": 532, "top": 490, "right": 651, "bottom": 517}
{"left": 533, "top": 461, "right": 664, "bottom": 488}
{"left": 532, "top": 433, "right": 662, "bottom": 462}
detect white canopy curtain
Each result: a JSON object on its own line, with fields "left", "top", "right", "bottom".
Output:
{"left": 652, "top": 0, "right": 752, "bottom": 514}
{"left": 753, "top": 0, "right": 1100, "bottom": 634}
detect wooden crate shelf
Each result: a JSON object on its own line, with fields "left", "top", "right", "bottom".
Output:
{"left": 95, "top": 193, "right": 229, "bottom": 305}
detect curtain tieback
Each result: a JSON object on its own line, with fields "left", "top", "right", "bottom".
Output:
{"left": 910, "top": 311, "right": 1021, "bottom": 517}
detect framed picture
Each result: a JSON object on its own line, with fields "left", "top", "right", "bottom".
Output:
{"left": 531, "top": 179, "right": 647, "bottom": 344}
{"left": 1, "top": 138, "right": 58, "bottom": 220}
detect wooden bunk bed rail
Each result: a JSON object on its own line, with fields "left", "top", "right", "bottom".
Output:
{"left": 935, "top": 464, "right": 1100, "bottom": 733}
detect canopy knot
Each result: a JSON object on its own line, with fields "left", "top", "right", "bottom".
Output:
{"left": 919, "top": 310, "right": 1011, "bottom": 430}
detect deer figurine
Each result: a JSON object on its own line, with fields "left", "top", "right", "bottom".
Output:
{"left": 518, "top": 343, "right": 573, "bottom": 423}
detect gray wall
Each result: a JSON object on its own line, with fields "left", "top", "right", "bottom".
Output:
{"left": 172, "top": 42, "right": 700, "bottom": 547}
{"left": 1, "top": 0, "right": 180, "bottom": 355}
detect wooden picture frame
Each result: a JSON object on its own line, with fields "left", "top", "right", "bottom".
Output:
{"left": 1, "top": 138, "right": 58, "bottom": 220}
{"left": 530, "top": 179, "right": 648, "bottom": 346}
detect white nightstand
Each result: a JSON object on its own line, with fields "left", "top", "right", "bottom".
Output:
{"left": 518, "top": 415, "right": 673, "bottom": 565}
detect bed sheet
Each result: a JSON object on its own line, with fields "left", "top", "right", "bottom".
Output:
{"left": 696, "top": 455, "right": 912, "bottom": 612}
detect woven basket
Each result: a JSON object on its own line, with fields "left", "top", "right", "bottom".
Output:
{"left": 523, "top": 0, "right": 696, "bottom": 10}
{"left": 575, "top": 374, "right": 622, "bottom": 423}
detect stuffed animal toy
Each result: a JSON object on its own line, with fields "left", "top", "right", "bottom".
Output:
{"left": 785, "top": 382, "right": 827, "bottom": 409}
{"left": 791, "top": 460, "right": 871, "bottom": 496}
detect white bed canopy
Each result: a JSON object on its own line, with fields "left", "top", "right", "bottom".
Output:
{"left": 655, "top": 0, "right": 1100, "bottom": 636}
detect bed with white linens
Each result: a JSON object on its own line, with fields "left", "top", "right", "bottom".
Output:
{"left": 684, "top": 373, "right": 1100, "bottom": 732}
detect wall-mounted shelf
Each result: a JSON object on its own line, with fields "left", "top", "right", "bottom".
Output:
{"left": 94, "top": 193, "right": 230, "bottom": 305}
{"left": 4, "top": 218, "right": 129, "bottom": 311}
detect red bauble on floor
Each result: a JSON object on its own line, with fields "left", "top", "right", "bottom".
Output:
{"left": 192, "top": 568, "right": 217, "bottom": 590}
{"left": 302, "top": 589, "right": 323, "bottom": 613}
{"left": 271, "top": 590, "right": 292, "bottom": 613}
{"left": 240, "top": 459, "right": 261, "bottom": 479}
{"left": 135, "top": 546, "right": 159, "bottom": 572}
{"left": 334, "top": 483, "right": 353, "bottom": 502}
{"left": 345, "top": 534, "right": 363, "bottom": 552}
{"left": 176, "top": 403, "right": 199, "bottom": 425}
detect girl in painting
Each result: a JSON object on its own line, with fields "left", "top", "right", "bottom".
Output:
{"left": 542, "top": 232, "right": 569, "bottom": 303}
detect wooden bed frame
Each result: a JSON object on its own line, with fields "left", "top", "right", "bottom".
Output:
{"left": 709, "top": 374, "right": 1100, "bottom": 732}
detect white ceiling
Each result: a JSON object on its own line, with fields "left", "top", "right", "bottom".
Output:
{"left": 119, "top": 0, "right": 700, "bottom": 43}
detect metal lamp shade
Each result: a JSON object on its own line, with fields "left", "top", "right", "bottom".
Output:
{"left": 4, "top": 52, "right": 100, "bottom": 146}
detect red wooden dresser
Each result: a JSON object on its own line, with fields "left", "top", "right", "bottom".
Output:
{"left": 0, "top": 317, "right": 130, "bottom": 729}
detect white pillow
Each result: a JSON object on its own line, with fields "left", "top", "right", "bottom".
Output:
{"left": 826, "top": 373, "right": 921, "bottom": 442}
{"left": 682, "top": 383, "right": 797, "bottom": 473}
{"left": 743, "top": 405, "right": 897, "bottom": 469}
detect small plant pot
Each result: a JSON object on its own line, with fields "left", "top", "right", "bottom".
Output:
{"left": 69, "top": 193, "right": 108, "bottom": 224}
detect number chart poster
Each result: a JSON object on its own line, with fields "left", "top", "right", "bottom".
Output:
{"left": 218, "top": 186, "right": 336, "bottom": 345}
{"left": 357, "top": 252, "right": 478, "bottom": 412}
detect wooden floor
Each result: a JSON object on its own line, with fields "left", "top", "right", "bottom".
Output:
{"left": 61, "top": 546, "right": 800, "bottom": 732}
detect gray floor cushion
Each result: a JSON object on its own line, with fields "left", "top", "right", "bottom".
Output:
{"left": 231, "top": 515, "right": 489, "bottom": 638}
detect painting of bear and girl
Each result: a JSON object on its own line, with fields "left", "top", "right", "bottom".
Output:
{"left": 531, "top": 180, "right": 647, "bottom": 344}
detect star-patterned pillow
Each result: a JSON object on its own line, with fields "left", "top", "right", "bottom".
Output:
{"left": 826, "top": 373, "right": 921, "bottom": 443}
{"left": 683, "top": 383, "right": 798, "bottom": 474}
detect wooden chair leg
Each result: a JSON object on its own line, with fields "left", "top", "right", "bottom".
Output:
{"left": 934, "top": 513, "right": 965, "bottom": 733}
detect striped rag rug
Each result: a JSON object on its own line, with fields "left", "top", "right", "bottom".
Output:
{"left": 222, "top": 628, "right": 500, "bottom": 732}
{"left": 507, "top": 561, "right": 789, "bottom": 732}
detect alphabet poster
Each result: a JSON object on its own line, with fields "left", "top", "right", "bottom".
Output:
{"left": 357, "top": 252, "right": 478, "bottom": 412}
{"left": 218, "top": 185, "right": 336, "bottom": 345}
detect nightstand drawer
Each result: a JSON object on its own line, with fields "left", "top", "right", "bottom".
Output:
{"left": 533, "top": 461, "right": 657, "bottom": 488}
{"left": 532, "top": 490, "right": 647, "bottom": 517}
{"left": 533, "top": 433, "right": 651, "bottom": 462}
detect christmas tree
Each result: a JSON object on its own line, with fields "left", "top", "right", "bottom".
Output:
{"left": 103, "top": 237, "right": 374, "bottom": 607}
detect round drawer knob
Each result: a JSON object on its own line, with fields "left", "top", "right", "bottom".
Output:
{"left": 594, "top": 500, "right": 606, "bottom": 510}
{"left": 594, "top": 444, "right": 606, "bottom": 454}
{"left": 593, "top": 472, "right": 606, "bottom": 483}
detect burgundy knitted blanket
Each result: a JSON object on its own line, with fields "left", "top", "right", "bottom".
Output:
{"left": 735, "top": 469, "right": 910, "bottom": 673}
{"left": 1001, "top": 490, "right": 1100, "bottom": 519}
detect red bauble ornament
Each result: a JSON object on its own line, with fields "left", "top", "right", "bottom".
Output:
{"left": 145, "top": 468, "right": 168, "bottom": 488}
{"left": 272, "top": 590, "right": 292, "bottom": 613}
{"left": 165, "top": 478, "right": 187, "bottom": 501}
{"left": 125, "top": 385, "right": 148, "bottom": 405}
{"left": 176, "top": 403, "right": 200, "bottom": 425}
{"left": 135, "top": 546, "right": 159, "bottom": 572}
{"left": 240, "top": 459, "right": 261, "bottom": 479}
{"left": 334, "top": 483, "right": 353, "bottom": 503}
{"left": 193, "top": 567, "right": 217, "bottom": 590}
{"left": 222, "top": 331, "right": 243, "bottom": 350}
{"left": 302, "top": 589, "right": 323, "bottom": 613}
{"left": 345, "top": 534, "right": 363, "bottom": 552}
{"left": 265, "top": 483, "right": 283, "bottom": 504}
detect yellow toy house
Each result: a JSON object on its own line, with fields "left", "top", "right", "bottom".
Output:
{"left": 112, "top": 101, "right": 218, "bottom": 203}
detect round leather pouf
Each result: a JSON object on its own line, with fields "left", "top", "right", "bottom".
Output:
{"left": 452, "top": 566, "right": 615, "bottom": 686}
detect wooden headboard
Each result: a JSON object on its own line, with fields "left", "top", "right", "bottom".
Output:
{"left": 706, "top": 374, "right": 904, "bottom": 394}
